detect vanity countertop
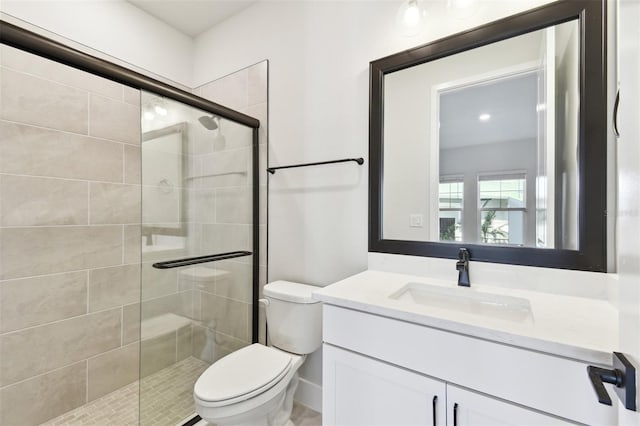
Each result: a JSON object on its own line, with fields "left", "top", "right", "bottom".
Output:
{"left": 312, "top": 270, "right": 618, "bottom": 366}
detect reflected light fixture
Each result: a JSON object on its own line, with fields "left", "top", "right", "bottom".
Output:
{"left": 478, "top": 113, "right": 491, "bottom": 122}
{"left": 154, "top": 105, "right": 168, "bottom": 116}
{"left": 396, "top": 0, "right": 427, "bottom": 37}
{"left": 143, "top": 111, "right": 155, "bottom": 121}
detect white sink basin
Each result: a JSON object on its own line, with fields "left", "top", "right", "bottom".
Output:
{"left": 389, "top": 282, "right": 533, "bottom": 322}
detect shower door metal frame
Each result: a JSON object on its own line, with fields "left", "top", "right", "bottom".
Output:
{"left": 0, "top": 19, "right": 262, "bottom": 344}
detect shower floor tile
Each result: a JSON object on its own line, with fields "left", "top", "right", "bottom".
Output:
{"left": 40, "top": 357, "right": 210, "bottom": 426}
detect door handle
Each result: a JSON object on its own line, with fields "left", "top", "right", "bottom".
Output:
{"left": 587, "top": 352, "right": 636, "bottom": 411}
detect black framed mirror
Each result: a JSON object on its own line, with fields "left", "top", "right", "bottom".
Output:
{"left": 369, "top": 0, "right": 607, "bottom": 271}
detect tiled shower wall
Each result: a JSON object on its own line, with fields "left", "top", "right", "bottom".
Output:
{"left": 0, "top": 45, "right": 142, "bottom": 425}
{"left": 189, "top": 60, "right": 268, "bottom": 357}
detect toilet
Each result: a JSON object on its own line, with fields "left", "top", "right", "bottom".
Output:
{"left": 194, "top": 281, "right": 322, "bottom": 426}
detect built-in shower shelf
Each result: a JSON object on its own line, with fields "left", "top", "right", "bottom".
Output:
{"left": 141, "top": 313, "right": 192, "bottom": 341}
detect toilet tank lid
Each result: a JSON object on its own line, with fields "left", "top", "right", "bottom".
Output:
{"left": 264, "top": 281, "right": 321, "bottom": 304}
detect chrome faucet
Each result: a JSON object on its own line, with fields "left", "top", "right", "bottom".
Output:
{"left": 456, "top": 248, "right": 470, "bottom": 287}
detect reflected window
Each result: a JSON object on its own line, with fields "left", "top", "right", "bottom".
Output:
{"left": 478, "top": 175, "right": 526, "bottom": 245}
{"left": 439, "top": 178, "right": 463, "bottom": 241}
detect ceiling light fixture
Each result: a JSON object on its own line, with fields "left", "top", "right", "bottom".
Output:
{"left": 478, "top": 113, "right": 491, "bottom": 122}
{"left": 396, "top": 0, "right": 427, "bottom": 37}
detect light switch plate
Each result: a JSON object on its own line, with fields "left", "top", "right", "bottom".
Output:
{"left": 409, "top": 214, "right": 423, "bottom": 228}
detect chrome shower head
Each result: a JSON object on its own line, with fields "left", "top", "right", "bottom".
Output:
{"left": 198, "top": 115, "right": 218, "bottom": 130}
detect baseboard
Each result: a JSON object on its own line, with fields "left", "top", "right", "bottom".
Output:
{"left": 293, "top": 377, "right": 322, "bottom": 413}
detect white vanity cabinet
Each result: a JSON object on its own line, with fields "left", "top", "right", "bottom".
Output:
{"left": 323, "top": 344, "right": 447, "bottom": 426}
{"left": 323, "top": 344, "right": 568, "bottom": 426}
{"left": 321, "top": 304, "right": 616, "bottom": 425}
{"left": 445, "top": 385, "right": 570, "bottom": 425}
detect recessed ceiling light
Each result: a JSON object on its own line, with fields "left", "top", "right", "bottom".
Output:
{"left": 478, "top": 113, "right": 491, "bottom": 122}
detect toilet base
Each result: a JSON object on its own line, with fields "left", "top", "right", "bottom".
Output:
{"left": 197, "top": 372, "right": 300, "bottom": 426}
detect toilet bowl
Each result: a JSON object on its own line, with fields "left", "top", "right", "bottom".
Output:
{"left": 194, "top": 281, "right": 322, "bottom": 426}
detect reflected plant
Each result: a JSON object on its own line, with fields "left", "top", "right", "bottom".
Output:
{"left": 440, "top": 223, "right": 456, "bottom": 241}
{"left": 480, "top": 210, "right": 508, "bottom": 243}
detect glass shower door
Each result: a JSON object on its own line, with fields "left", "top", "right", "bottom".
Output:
{"left": 139, "top": 91, "right": 256, "bottom": 425}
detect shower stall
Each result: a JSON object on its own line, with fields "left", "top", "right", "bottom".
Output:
{"left": 0, "top": 21, "right": 263, "bottom": 426}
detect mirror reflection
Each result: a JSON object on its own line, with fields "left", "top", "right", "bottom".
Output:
{"left": 382, "top": 19, "right": 579, "bottom": 249}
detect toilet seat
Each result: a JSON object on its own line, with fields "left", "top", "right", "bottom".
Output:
{"left": 194, "top": 344, "right": 293, "bottom": 407}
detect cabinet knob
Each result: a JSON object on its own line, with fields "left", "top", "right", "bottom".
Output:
{"left": 587, "top": 352, "right": 636, "bottom": 411}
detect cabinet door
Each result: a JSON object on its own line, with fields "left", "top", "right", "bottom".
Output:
{"left": 323, "top": 344, "right": 446, "bottom": 426}
{"left": 446, "top": 385, "right": 572, "bottom": 426}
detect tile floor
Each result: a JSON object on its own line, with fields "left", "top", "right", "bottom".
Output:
{"left": 39, "top": 356, "right": 321, "bottom": 426}
{"left": 40, "top": 357, "right": 209, "bottom": 426}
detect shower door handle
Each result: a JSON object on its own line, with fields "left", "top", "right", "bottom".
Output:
{"left": 152, "top": 250, "right": 252, "bottom": 269}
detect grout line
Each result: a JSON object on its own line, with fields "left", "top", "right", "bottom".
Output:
{"left": 87, "top": 181, "right": 91, "bottom": 225}
{"left": 86, "top": 270, "right": 90, "bottom": 314}
{"left": 0, "top": 117, "right": 141, "bottom": 147}
{"left": 0, "top": 63, "right": 126, "bottom": 103}
{"left": 85, "top": 359, "right": 89, "bottom": 404}
{"left": 0, "top": 358, "right": 87, "bottom": 391}
{"left": 121, "top": 305, "right": 124, "bottom": 347}
{"left": 87, "top": 92, "right": 91, "bottom": 136}
{"left": 0, "top": 305, "right": 123, "bottom": 336}
{"left": 122, "top": 143, "right": 126, "bottom": 184}
{"left": 0, "top": 172, "right": 131, "bottom": 186}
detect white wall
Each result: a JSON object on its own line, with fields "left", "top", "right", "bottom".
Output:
{"left": 192, "top": 0, "right": 555, "bottom": 410}
{"left": 0, "top": 0, "right": 193, "bottom": 87}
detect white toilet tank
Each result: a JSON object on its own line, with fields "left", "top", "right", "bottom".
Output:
{"left": 263, "top": 281, "right": 322, "bottom": 355}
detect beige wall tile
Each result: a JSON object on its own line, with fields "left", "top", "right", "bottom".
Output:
{"left": 1, "top": 45, "right": 122, "bottom": 100}
{"left": 0, "top": 175, "right": 88, "bottom": 226}
{"left": 259, "top": 143, "right": 268, "bottom": 186}
{"left": 0, "top": 308, "right": 121, "bottom": 386}
{"left": 197, "top": 69, "right": 248, "bottom": 111}
{"left": 0, "top": 68, "right": 88, "bottom": 134}
{"left": 213, "top": 260, "right": 252, "bottom": 303}
{"left": 192, "top": 324, "right": 213, "bottom": 362}
{"left": 125, "top": 144, "right": 141, "bottom": 184}
{"left": 124, "top": 225, "right": 142, "bottom": 264}
{"left": 0, "top": 226, "right": 123, "bottom": 280}
{"left": 260, "top": 225, "right": 267, "bottom": 267}
{"left": 201, "top": 224, "right": 252, "bottom": 263}
{"left": 244, "top": 101, "right": 268, "bottom": 146}
{"left": 141, "top": 262, "right": 178, "bottom": 301}
{"left": 89, "top": 94, "right": 140, "bottom": 144}
{"left": 200, "top": 293, "right": 249, "bottom": 341}
{"left": 123, "top": 303, "right": 141, "bottom": 345}
{"left": 0, "top": 361, "right": 86, "bottom": 426}
{"left": 90, "top": 182, "right": 140, "bottom": 224}
{"left": 141, "top": 291, "right": 192, "bottom": 321}
{"left": 198, "top": 148, "right": 252, "bottom": 188}
{"left": 123, "top": 86, "right": 141, "bottom": 105}
{"left": 187, "top": 188, "right": 216, "bottom": 224}
{"left": 0, "top": 271, "right": 87, "bottom": 333}
{"left": 248, "top": 61, "right": 268, "bottom": 106}
{"left": 140, "top": 333, "right": 176, "bottom": 377}
{"left": 215, "top": 186, "right": 252, "bottom": 225}
{"left": 177, "top": 325, "right": 192, "bottom": 361}
{"left": 0, "top": 121, "right": 123, "bottom": 182}
{"left": 87, "top": 343, "right": 139, "bottom": 401}
{"left": 215, "top": 330, "right": 250, "bottom": 353}
{"left": 89, "top": 264, "right": 141, "bottom": 312}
